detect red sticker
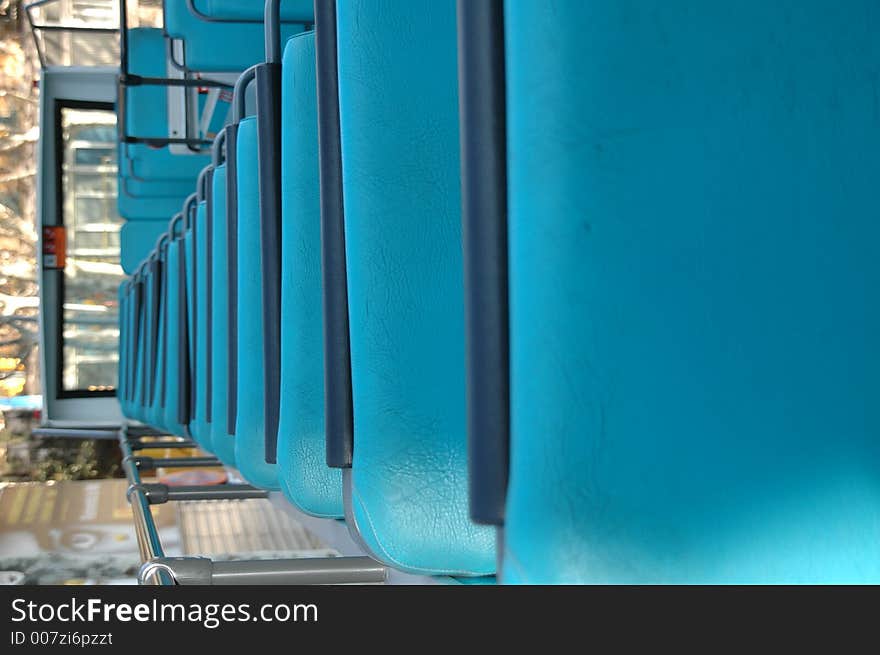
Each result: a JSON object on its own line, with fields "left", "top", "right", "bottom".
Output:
{"left": 42, "top": 226, "right": 67, "bottom": 270}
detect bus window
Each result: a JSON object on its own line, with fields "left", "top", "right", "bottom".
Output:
{"left": 56, "top": 102, "right": 124, "bottom": 397}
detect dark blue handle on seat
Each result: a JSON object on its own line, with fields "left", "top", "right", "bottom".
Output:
{"left": 204, "top": 167, "right": 215, "bottom": 425}
{"left": 256, "top": 61, "right": 283, "bottom": 464}
{"left": 177, "top": 228, "right": 192, "bottom": 428}
{"left": 457, "top": 0, "right": 510, "bottom": 527}
{"left": 148, "top": 254, "right": 164, "bottom": 407}
{"left": 315, "top": 0, "right": 354, "bottom": 469}
{"left": 131, "top": 274, "right": 144, "bottom": 406}
{"left": 225, "top": 122, "right": 240, "bottom": 436}
{"left": 226, "top": 68, "right": 255, "bottom": 437}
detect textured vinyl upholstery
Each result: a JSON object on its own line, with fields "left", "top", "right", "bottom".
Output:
{"left": 130, "top": 279, "right": 147, "bottom": 422}
{"left": 122, "top": 174, "right": 195, "bottom": 199}
{"left": 145, "top": 256, "right": 168, "bottom": 431}
{"left": 120, "top": 221, "right": 166, "bottom": 275}
{"left": 209, "top": 163, "right": 237, "bottom": 466}
{"left": 188, "top": 200, "right": 213, "bottom": 452}
{"left": 117, "top": 184, "right": 188, "bottom": 221}
{"left": 234, "top": 116, "right": 279, "bottom": 489}
{"left": 161, "top": 237, "right": 189, "bottom": 437}
{"left": 336, "top": 0, "right": 495, "bottom": 575}
{"left": 188, "top": 0, "right": 314, "bottom": 22}
{"left": 277, "top": 33, "right": 343, "bottom": 517}
{"left": 502, "top": 0, "right": 880, "bottom": 583}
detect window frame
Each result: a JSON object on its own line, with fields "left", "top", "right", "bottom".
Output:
{"left": 54, "top": 98, "right": 120, "bottom": 399}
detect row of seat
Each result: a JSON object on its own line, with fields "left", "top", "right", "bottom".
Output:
{"left": 120, "top": 0, "right": 880, "bottom": 583}
{"left": 117, "top": 1, "right": 312, "bottom": 272}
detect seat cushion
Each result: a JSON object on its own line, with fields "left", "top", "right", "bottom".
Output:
{"left": 277, "top": 33, "right": 343, "bottom": 518}
{"left": 234, "top": 116, "right": 279, "bottom": 489}
{"left": 503, "top": 0, "right": 880, "bottom": 584}
{"left": 209, "top": 164, "right": 237, "bottom": 466}
{"left": 337, "top": 0, "right": 495, "bottom": 576}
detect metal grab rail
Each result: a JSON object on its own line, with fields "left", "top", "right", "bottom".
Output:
{"left": 118, "top": 425, "right": 387, "bottom": 585}
{"left": 120, "top": 430, "right": 174, "bottom": 584}
{"left": 31, "top": 427, "right": 121, "bottom": 440}
{"left": 140, "top": 556, "right": 385, "bottom": 585}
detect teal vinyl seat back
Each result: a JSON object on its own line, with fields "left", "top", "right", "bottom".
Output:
{"left": 209, "top": 163, "right": 236, "bottom": 466}
{"left": 121, "top": 221, "right": 168, "bottom": 274}
{"left": 277, "top": 33, "right": 343, "bottom": 517}
{"left": 141, "top": 245, "right": 165, "bottom": 428}
{"left": 119, "top": 231, "right": 175, "bottom": 431}
{"left": 502, "top": 0, "right": 880, "bottom": 584}
{"left": 145, "top": 245, "right": 168, "bottom": 431}
{"left": 336, "top": 0, "right": 495, "bottom": 575}
{"left": 234, "top": 116, "right": 278, "bottom": 489}
{"left": 122, "top": 278, "right": 141, "bottom": 421}
{"left": 121, "top": 167, "right": 196, "bottom": 197}
{"left": 118, "top": 285, "right": 129, "bottom": 416}
{"left": 164, "top": 1, "right": 307, "bottom": 72}
{"left": 161, "top": 219, "right": 190, "bottom": 438}
{"left": 117, "top": 181, "right": 191, "bottom": 221}
{"left": 187, "top": 0, "right": 314, "bottom": 22}
{"left": 188, "top": 197, "right": 213, "bottom": 452}
{"left": 184, "top": 210, "right": 195, "bottom": 433}
{"left": 131, "top": 273, "right": 147, "bottom": 422}
{"left": 138, "top": 261, "right": 158, "bottom": 422}
{"left": 134, "top": 265, "right": 153, "bottom": 421}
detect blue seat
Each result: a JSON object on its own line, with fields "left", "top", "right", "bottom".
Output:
{"left": 119, "top": 221, "right": 188, "bottom": 436}
{"left": 122, "top": 275, "right": 145, "bottom": 422}
{"left": 186, "top": 0, "right": 314, "bottom": 22}
{"left": 335, "top": 0, "right": 495, "bottom": 575}
{"left": 161, "top": 215, "right": 191, "bottom": 438}
{"left": 122, "top": 275, "right": 145, "bottom": 421}
{"left": 276, "top": 33, "right": 343, "bottom": 517}
{"left": 144, "top": 242, "right": 169, "bottom": 431}
{"left": 234, "top": 115, "right": 278, "bottom": 489}
{"left": 117, "top": 181, "right": 190, "bottom": 221}
{"left": 119, "top": 278, "right": 137, "bottom": 421}
{"left": 141, "top": 246, "right": 167, "bottom": 428}
{"left": 118, "top": 285, "right": 129, "bottom": 415}
{"left": 208, "top": 161, "right": 237, "bottom": 466}
{"left": 121, "top": 174, "right": 195, "bottom": 199}
{"left": 164, "top": 1, "right": 307, "bottom": 72}
{"left": 184, "top": 206, "right": 196, "bottom": 429}
{"left": 121, "top": 221, "right": 167, "bottom": 275}
{"left": 500, "top": 0, "right": 880, "bottom": 584}
{"left": 187, "top": 193, "right": 213, "bottom": 452}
